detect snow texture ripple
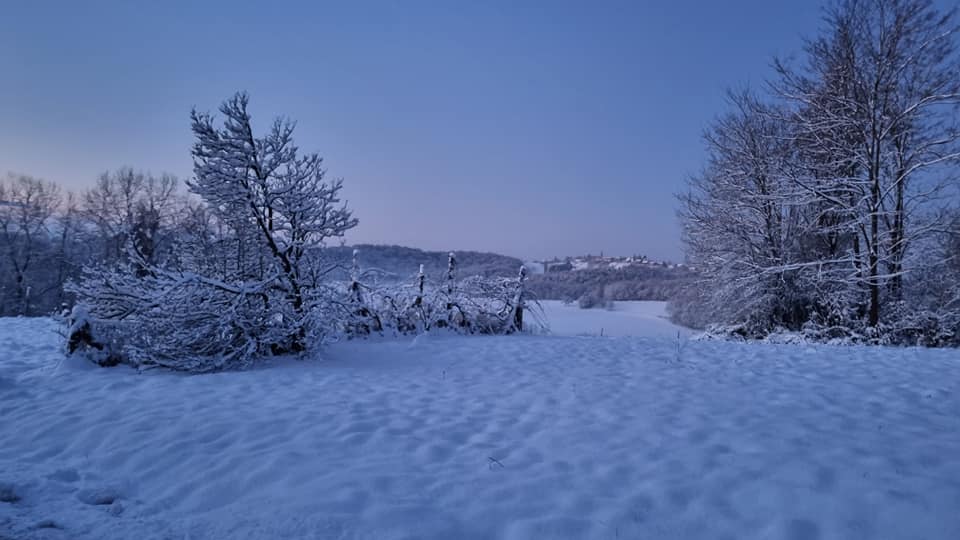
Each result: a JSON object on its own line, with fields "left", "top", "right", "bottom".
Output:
{"left": 1, "top": 311, "right": 959, "bottom": 539}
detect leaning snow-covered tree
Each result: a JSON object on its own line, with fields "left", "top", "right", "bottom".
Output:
{"left": 188, "top": 92, "right": 358, "bottom": 349}
{"left": 68, "top": 92, "right": 358, "bottom": 370}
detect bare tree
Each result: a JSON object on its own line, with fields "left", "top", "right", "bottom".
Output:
{"left": 774, "top": 0, "right": 960, "bottom": 327}
{"left": 81, "top": 168, "right": 180, "bottom": 264}
{"left": 49, "top": 191, "right": 89, "bottom": 309}
{"left": 0, "top": 174, "right": 61, "bottom": 315}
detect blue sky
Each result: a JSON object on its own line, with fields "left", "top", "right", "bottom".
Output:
{"left": 1, "top": 0, "right": 824, "bottom": 261}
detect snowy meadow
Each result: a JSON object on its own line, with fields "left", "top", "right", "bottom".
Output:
{"left": 4, "top": 0, "right": 960, "bottom": 538}
{"left": 3, "top": 305, "right": 960, "bottom": 539}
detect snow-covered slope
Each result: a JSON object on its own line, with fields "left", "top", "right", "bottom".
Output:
{"left": 540, "top": 300, "right": 692, "bottom": 338}
{"left": 2, "top": 317, "right": 960, "bottom": 539}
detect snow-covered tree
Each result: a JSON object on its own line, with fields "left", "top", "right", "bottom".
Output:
{"left": 773, "top": 0, "right": 960, "bottom": 327}
{"left": 188, "top": 92, "right": 358, "bottom": 350}
{"left": 677, "top": 0, "right": 960, "bottom": 345}
{"left": 68, "top": 92, "right": 358, "bottom": 369}
{"left": 678, "top": 93, "right": 814, "bottom": 335}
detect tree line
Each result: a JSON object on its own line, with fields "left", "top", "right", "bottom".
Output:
{"left": 0, "top": 169, "right": 183, "bottom": 317}
{"left": 675, "top": 0, "right": 960, "bottom": 346}
{"left": 527, "top": 264, "right": 696, "bottom": 307}
{"left": 3, "top": 92, "right": 536, "bottom": 371}
{"left": 50, "top": 93, "right": 540, "bottom": 372}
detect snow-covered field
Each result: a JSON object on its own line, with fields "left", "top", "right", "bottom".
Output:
{"left": 2, "top": 308, "right": 960, "bottom": 539}
{"left": 539, "top": 300, "right": 694, "bottom": 339}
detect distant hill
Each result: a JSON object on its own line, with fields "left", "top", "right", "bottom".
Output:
{"left": 526, "top": 261, "right": 696, "bottom": 303}
{"left": 325, "top": 244, "right": 524, "bottom": 282}
{"left": 324, "top": 245, "right": 696, "bottom": 303}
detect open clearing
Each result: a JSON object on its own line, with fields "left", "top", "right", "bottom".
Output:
{"left": 2, "top": 305, "right": 959, "bottom": 539}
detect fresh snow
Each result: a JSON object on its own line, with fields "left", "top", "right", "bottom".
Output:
{"left": 2, "top": 313, "right": 960, "bottom": 539}
{"left": 539, "top": 300, "right": 693, "bottom": 339}
{"left": 523, "top": 261, "right": 545, "bottom": 274}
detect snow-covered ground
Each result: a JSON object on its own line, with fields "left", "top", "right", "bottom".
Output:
{"left": 539, "top": 300, "right": 693, "bottom": 339}
{"left": 2, "top": 312, "right": 960, "bottom": 539}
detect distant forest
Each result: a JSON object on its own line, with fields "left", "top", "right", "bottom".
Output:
{"left": 527, "top": 265, "right": 696, "bottom": 306}
{"left": 326, "top": 244, "right": 523, "bottom": 282}
{"left": 335, "top": 245, "right": 697, "bottom": 306}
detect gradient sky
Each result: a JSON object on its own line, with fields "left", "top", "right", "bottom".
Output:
{"left": 1, "top": 0, "right": 825, "bottom": 261}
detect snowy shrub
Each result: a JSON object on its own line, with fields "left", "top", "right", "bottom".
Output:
{"left": 63, "top": 305, "right": 123, "bottom": 367}
{"left": 577, "top": 287, "right": 612, "bottom": 310}
{"left": 762, "top": 329, "right": 810, "bottom": 345}
{"left": 338, "top": 254, "right": 544, "bottom": 338}
{"left": 882, "top": 303, "right": 960, "bottom": 348}
{"left": 666, "top": 282, "right": 711, "bottom": 329}
{"left": 68, "top": 256, "right": 303, "bottom": 371}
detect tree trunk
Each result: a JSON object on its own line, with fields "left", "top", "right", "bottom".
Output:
{"left": 868, "top": 141, "right": 882, "bottom": 327}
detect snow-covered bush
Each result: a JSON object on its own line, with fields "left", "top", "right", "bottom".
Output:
{"left": 882, "top": 303, "right": 960, "bottom": 348}
{"left": 63, "top": 305, "right": 123, "bottom": 367}
{"left": 577, "top": 287, "right": 612, "bottom": 310}
{"left": 68, "top": 257, "right": 307, "bottom": 371}
{"left": 337, "top": 253, "right": 543, "bottom": 338}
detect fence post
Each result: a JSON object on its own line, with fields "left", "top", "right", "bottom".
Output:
{"left": 416, "top": 264, "right": 425, "bottom": 306}
{"left": 513, "top": 265, "right": 527, "bottom": 332}
{"left": 446, "top": 252, "right": 456, "bottom": 297}
{"left": 415, "top": 264, "right": 427, "bottom": 332}
{"left": 350, "top": 249, "right": 362, "bottom": 303}
{"left": 446, "top": 252, "right": 456, "bottom": 315}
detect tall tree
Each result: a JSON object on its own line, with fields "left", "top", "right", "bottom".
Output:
{"left": 677, "top": 0, "right": 960, "bottom": 344}
{"left": 82, "top": 168, "right": 180, "bottom": 264}
{"left": 0, "top": 175, "right": 61, "bottom": 315}
{"left": 189, "top": 92, "right": 358, "bottom": 349}
{"left": 775, "top": 0, "right": 960, "bottom": 326}
{"left": 679, "top": 93, "right": 808, "bottom": 333}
